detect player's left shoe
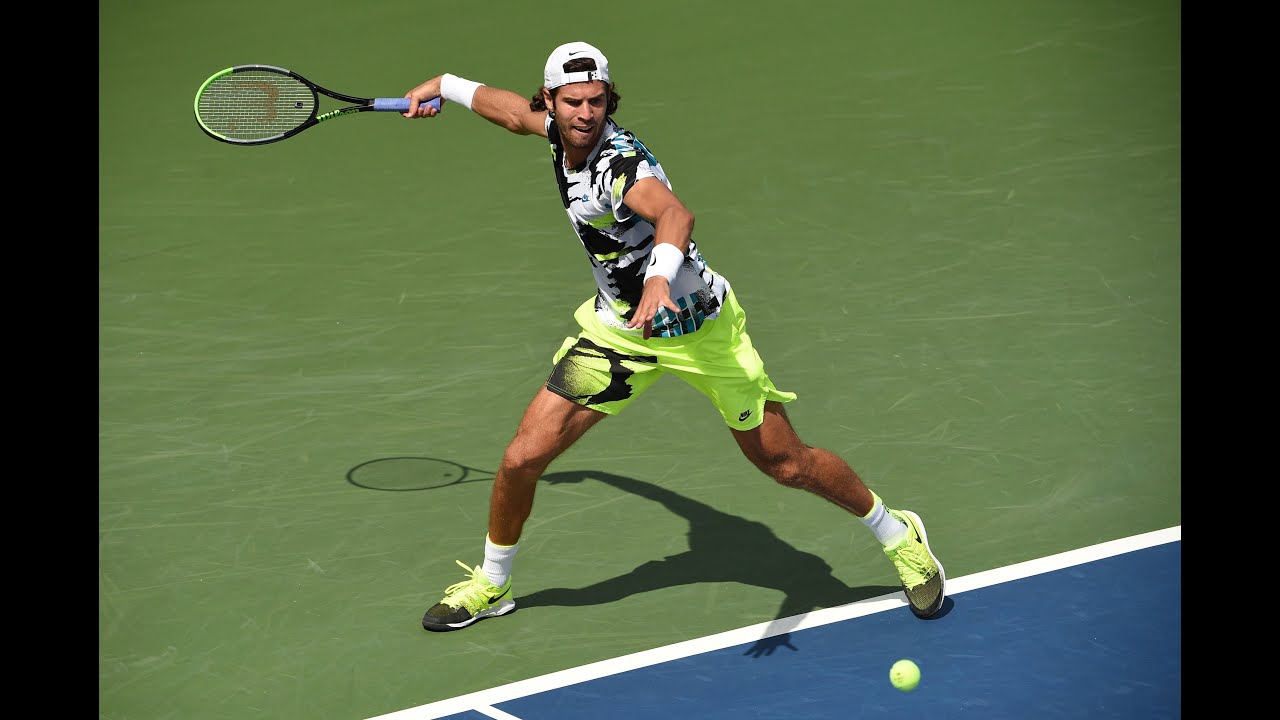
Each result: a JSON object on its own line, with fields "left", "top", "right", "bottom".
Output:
{"left": 883, "top": 509, "right": 946, "bottom": 618}
{"left": 421, "top": 560, "right": 516, "bottom": 631}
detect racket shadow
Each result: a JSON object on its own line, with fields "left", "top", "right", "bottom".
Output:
{"left": 346, "top": 456, "right": 495, "bottom": 491}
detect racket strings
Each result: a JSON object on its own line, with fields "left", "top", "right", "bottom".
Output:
{"left": 197, "top": 71, "right": 316, "bottom": 141}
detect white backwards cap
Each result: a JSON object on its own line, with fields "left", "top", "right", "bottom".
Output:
{"left": 543, "top": 41, "right": 610, "bottom": 89}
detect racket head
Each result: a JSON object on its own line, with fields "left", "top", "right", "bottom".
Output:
{"left": 194, "top": 65, "right": 320, "bottom": 146}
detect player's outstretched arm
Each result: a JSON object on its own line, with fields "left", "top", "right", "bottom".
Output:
{"left": 402, "top": 74, "right": 547, "bottom": 138}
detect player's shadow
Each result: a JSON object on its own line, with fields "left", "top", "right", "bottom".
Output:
{"left": 524, "top": 469, "right": 903, "bottom": 656}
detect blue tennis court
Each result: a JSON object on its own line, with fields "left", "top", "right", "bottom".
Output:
{"left": 373, "top": 528, "right": 1180, "bottom": 719}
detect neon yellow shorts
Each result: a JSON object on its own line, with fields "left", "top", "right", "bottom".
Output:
{"left": 545, "top": 290, "right": 796, "bottom": 430}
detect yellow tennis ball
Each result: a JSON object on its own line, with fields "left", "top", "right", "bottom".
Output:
{"left": 889, "top": 659, "right": 920, "bottom": 691}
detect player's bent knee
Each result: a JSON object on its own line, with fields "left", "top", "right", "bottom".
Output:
{"left": 768, "top": 461, "right": 808, "bottom": 489}
{"left": 500, "top": 449, "right": 550, "bottom": 480}
{"left": 500, "top": 434, "right": 565, "bottom": 480}
{"left": 747, "top": 451, "right": 806, "bottom": 488}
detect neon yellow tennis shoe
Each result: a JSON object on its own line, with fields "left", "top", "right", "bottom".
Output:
{"left": 421, "top": 560, "right": 516, "bottom": 632}
{"left": 883, "top": 509, "right": 946, "bottom": 618}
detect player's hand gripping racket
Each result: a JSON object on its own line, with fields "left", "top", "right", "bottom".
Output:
{"left": 193, "top": 64, "right": 441, "bottom": 146}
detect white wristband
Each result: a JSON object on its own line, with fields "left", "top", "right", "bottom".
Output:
{"left": 440, "top": 73, "right": 483, "bottom": 111}
{"left": 644, "top": 243, "right": 685, "bottom": 284}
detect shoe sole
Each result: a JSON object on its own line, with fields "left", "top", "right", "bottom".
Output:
{"left": 900, "top": 510, "right": 946, "bottom": 618}
{"left": 422, "top": 599, "right": 517, "bottom": 632}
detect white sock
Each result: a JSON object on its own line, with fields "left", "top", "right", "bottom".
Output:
{"left": 482, "top": 535, "right": 518, "bottom": 587}
{"left": 860, "top": 493, "right": 908, "bottom": 547}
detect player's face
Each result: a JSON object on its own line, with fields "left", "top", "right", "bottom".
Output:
{"left": 551, "top": 81, "right": 609, "bottom": 150}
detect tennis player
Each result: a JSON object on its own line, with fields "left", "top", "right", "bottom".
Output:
{"left": 402, "top": 42, "right": 945, "bottom": 631}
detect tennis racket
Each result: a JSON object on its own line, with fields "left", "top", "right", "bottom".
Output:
{"left": 193, "top": 64, "right": 442, "bottom": 146}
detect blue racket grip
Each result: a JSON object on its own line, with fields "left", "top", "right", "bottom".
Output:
{"left": 373, "top": 97, "right": 443, "bottom": 113}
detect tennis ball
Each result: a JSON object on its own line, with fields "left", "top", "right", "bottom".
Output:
{"left": 889, "top": 659, "right": 920, "bottom": 691}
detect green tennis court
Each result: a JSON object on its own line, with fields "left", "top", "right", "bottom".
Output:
{"left": 100, "top": 1, "right": 1180, "bottom": 717}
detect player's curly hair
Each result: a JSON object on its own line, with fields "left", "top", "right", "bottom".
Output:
{"left": 529, "top": 57, "right": 620, "bottom": 115}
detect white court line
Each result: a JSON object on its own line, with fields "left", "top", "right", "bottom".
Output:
{"left": 368, "top": 526, "right": 1181, "bottom": 720}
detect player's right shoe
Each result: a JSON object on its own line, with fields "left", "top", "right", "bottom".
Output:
{"left": 421, "top": 560, "right": 516, "bottom": 632}
{"left": 883, "top": 509, "right": 946, "bottom": 618}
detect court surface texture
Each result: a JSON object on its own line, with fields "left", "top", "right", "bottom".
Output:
{"left": 100, "top": 1, "right": 1180, "bottom": 718}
